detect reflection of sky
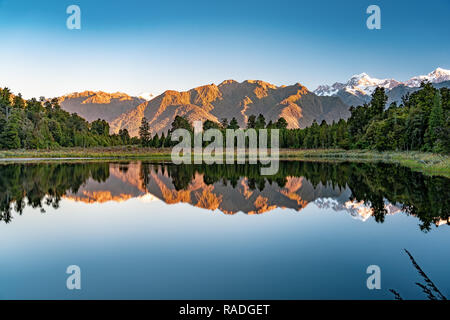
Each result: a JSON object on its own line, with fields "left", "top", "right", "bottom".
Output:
{"left": 0, "top": 197, "right": 448, "bottom": 299}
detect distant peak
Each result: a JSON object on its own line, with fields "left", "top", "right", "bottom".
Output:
{"left": 351, "top": 72, "right": 369, "bottom": 79}
{"left": 138, "top": 92, "right": 154, "bottom": 101}
{"left": 405, "top": 67, "right": 450, "bottom": 87}
{"left": 430, "top": 67, "right": 450, "bottom": 75}
{"left": 244, "top": 80, "right": 277, "bottom": 89}
{"left": 219, "top": 79, "right": 238, "bottom": 86}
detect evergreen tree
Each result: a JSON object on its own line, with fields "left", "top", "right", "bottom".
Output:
{"left": 425, "top": 92, "right": 445, "bottom": 152}
{"left": 220, "top": 118, "right": 229, "bottom": 129}
{"left": 160, "top": 132, "right": 166, "bottom": 148}
{"left": 255, "top": 114, "right": 266, "bottom": 129}
{"left": 247, "top": 115, "right": 256, "bottom": 129}
{"left": 370, "top": 87, "right": 388, "bottom": 118}
{"left": 228, "top": 117, "right": 239, "bottom": 130}
{"left": 170, "top": 115, "right": 193, "bottom": 132}
{"left": 119, "top": 129, "right": 130, "bottom": 144}
{"left": 275, "top": 117, "right": 288, "bottom": 129}
{"left": 203, "top": 120, "right": 220, "bottom": 130}
{"left": 138, "top": 117, "right": 151, "bottom": 146}
{"left": 0, "top": 110, "right": 21, "bottom": 149}
{"left": 152, "top": 134, "right": 160, "bottom": 148}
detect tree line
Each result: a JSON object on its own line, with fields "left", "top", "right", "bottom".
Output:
{"left": 138, "top": 113, "right": 289, "bottom": 148}
{"left": 1, "top": 161, "right": 447, "bottom": 231}
{"left": 139, "top": 81, "right": 449, "bottom": 153}
{"left": 1, "top": 80, "right": 447, "bottom": 153}
{"left": 0, "top": 88, "right": 136, "bottom": 149}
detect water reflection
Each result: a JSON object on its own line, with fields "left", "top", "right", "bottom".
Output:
{"left": 0, "top": 161, "right": 448, "bottom": 231}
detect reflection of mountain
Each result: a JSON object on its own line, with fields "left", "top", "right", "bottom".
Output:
{"left": 65, "top": 163, "right": 147, "bottom": 203}
{"left": 315, "top": 196, "right": 403, "bottom": 222}
{"left": 0, "top": 161, "right": 448, "bottom": 231}
{"left": 145, "top": 171, "right": 343, "bottom": 214}
{"left": 64, "top": 162, "right": 345, "bottom": 214}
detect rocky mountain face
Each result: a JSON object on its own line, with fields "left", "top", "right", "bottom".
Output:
{"left": 56, "top": 68, "right": 449, "bottom": 136}
{"left": 314, "top": 68, "right": 450, "bottom": 107}
{"left": 57, "top": 81, "right": 350, "bottom": 136}
{"left": 109, "top": 80, "right": 350, "bottom": 136}
{"left": 58, "top": 91, "right": 145, "bottom": 122}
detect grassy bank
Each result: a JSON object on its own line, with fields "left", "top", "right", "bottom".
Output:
{"left": 0, "top": 146, "right": 449, "bottom": 178}
{"left": 280, "top": 149, "right": 450, "bottom": 178}
{"left": 0, "top": 146, "right": 173, "bottom": 159}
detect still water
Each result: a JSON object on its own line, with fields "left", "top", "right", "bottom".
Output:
{"left": 0, "top": 160, "right": 448, "bottom": 299}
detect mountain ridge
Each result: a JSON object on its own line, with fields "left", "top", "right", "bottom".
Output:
{"left": 314, "top": 67, "right": 450, "bottom": 107}
{"left": 58, "top": 91, "right": 145, "bottom": 122}
{"left": 55, "top": 68, "right": 450, "bottom": 137}
{"left": 108, "top": 80, "right": 350, "bottom": 136}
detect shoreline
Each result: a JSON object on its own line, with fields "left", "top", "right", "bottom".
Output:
{"left": 0, "top": 147, "right": 448, "bottom": 178}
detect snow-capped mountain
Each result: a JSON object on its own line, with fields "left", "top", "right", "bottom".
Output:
{"left": 404, "top": 67, "right": 450, "bottom": 87}
{"left": 314, "top": 67, "right": 450, "bottom": 107}
{"left": 138, "top": 92, "right": 154, "bottom": 100}
{"left": 315, "top": 73, "right": 400, "bottom": 97}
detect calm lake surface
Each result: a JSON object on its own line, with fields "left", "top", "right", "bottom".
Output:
{"left": 0, "top": 160, "right": 448, "bottom": 300}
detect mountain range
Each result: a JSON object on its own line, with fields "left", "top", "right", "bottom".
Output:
{"left": 313, "top": 67, "right": 450, "bottom": 107}
{"left": 57, "top": 68, "right": 450, "bottom": 136}
{"left": 60, "top": 80, "right": 350, "bottom": 136}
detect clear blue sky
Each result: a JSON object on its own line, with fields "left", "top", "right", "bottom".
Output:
{"left": 0, "top": 0, "right": 449, "bottom": 98}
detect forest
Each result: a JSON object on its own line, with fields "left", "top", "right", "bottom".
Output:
{"left": 139, "top": 81, "right": 449, "bottom": 153}
{"left": 0, "top": 81, "right": 448, "bottom": 153}
{"left": 0, "top": 90, "right": 134, "bottom": 149}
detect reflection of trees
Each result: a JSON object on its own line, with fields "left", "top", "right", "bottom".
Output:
{"left": 0, "top": 161, "right": 448, "bottom": 231}
{"left": 0, "top": 163, "right": 110, "bottom": 223}
{"left": 343, "top": 163, "right": 449, "bottom": 231}
{"left": 140, "top": 161, "right": 449, "bottom": 231}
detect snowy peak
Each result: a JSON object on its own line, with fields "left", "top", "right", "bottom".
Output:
{"left": 138, "top": 92, "right": 154, "bottom": 100}
{"left": 346, "top": 73, "right": 400, "bottom": 94}
{"left": 404, "top": 67, "right": 450, "bottom": 87}
{"left": 314, "top": 73, "right": 400, "bottom": 97}
{"left": 314, "top": 84, "right": 340, "bottom": 96}
{"left": 314, "top": 67, "right": 450, "bottom": 97}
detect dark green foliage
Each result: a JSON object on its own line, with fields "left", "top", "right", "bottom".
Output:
{"left": 0, "top": 88, "right": 128, "bottom": 150}
{"left": 275, "top": 117, "right": 288, "bottom": 129}
{"left": 139, "top": 117, "right": 151, "bottom": 147}
{"left": 343, "top": 82, "right": 448, "bottom": 153}
{"left": 255, "top": 114, "right": 266, "bottom": 129}
{"left": 170, "top": 115, "right": 193, "bottom": 132}
{"left": 228, "top": 117, "right": 239, "bottom": 130}
{"left": 91, "top": 119, "right": 110, "bottom": 136}
{"left": 246, "top": 115, "right": 256, "bottom": 129}
{"left": 203, "top": 120, "right": 220, "bottom": 131}
{"left": 119, "top": 128, "right": 131, "bottom": 144}
{"left": 369, "top": 87, "right": 388, "bottom": 118}
{"left": 425, "top": 92, "right": 446, "bottom": 152}
{"left": 1, "top": 81, "right": 447, "bottom": 153}
{"left": 220, "top": 118, "right": 228, "bottom": 128}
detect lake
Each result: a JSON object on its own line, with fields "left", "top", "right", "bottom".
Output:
{"left": 0, "top": 160, "right": 448, "bottom": 299}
